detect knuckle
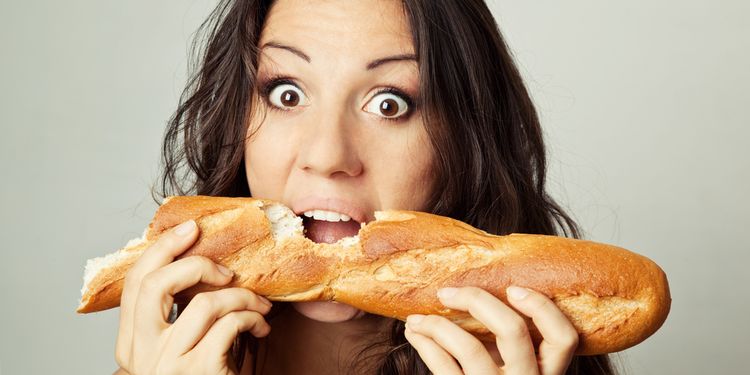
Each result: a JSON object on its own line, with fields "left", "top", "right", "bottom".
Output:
{"left": 188, "top": 255, "right": 214, "bottom": 271}
{"left": 139, "top": 273, "right": 162, "bottom": 296}
{"left": 191, "top": 292, "right": 216, "bottom": 312}
{"left": 462, "top": 287, "right": 495, "bottom": 308}
{"left": 463, "top": 340, "right": 488, "bottom": 359}
{"left": 123, "top": 267, "right": 139, "bottom": 284}
{"left": 240, "top": 311, "right": 264, "bottom": 332}
{"left": 505, "top": 318, "right": 530, "bottom": 339}
{"left": 561, "top": 329, "right": 580, "bottom": 348}
{"left": 435, "top": 356, "right": 460, "bottom": 371}
{"left": 529, "top": 295, "right": 553, "bottom": 311}
{"left": 124, "top": 269, "right": 147, "bottom": 293}
{"left": 248, "top": 310, "right": 264, "bottom": 322}
{"left": 242, "top": 311, "right": 263, "bottom": 323}
{"left": 158, "top": 234, "right": 180, "bottom": 251}
{"left": 229, "top": 313, "right": 246, "bottom": 333}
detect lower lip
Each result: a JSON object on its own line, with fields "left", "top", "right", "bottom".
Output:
{"left": 292, "top": 301, "right": 365, "bottom": 322}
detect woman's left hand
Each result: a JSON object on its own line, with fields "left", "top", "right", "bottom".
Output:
{"left": 404, "top": 286, "right": 579, "bottom": 375}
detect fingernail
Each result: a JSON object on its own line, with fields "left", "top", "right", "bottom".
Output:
{"left": 259, "top": 296, "right": 272, "bottom": 307}
{"left": 174, "top": 220, "right": 196, "bottom": 236}
{"left": 407, "top": 314, "right": 424, "bottom": 325}
{"left": 217, "top": 264, "right": 233, "bottom": 276}
{"left": 437, "top": 287, "right": 458, "bottom": 299}
{"left": 507, "top": 285, "right": 529, "bottom": 300}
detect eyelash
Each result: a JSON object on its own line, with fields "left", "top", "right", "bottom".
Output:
{"left": 257, "top": 75, "right": 418, "bottom": 123}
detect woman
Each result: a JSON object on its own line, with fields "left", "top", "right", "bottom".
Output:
{"left": 115, "top": 0, "right": 618, "bottom": 374}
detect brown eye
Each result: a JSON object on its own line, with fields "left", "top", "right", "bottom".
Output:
{"left": 364, "top": 92, "right": 409, "bottom": 119}
{"left": 281, "top": 90, "right": 299, "bottom": 106}
{"left": 268, "top": 83, "right": 308, "bottom": 109}
{"left": 379, "top": 99, "right": 398, "bottom": 116}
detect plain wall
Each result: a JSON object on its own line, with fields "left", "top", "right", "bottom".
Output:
{"left": 1, "top": 0, "right": 747, "bottom": 373}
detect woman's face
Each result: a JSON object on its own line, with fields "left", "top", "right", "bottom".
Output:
{"left": 244, "top": 0, "right": 435, "bottom": 321}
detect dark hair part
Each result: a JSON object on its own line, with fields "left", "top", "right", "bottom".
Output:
{"left": 154, "top": 0, "right": 619, "bottom": 374}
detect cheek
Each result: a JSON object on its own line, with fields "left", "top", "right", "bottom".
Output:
{"left": 372, "top": 125, "right": 435, "bottom": 211}
{"left": 244, "top": 117, "right": 295, "bottom": 200}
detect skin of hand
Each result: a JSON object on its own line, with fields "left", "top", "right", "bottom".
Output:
{"left": 113, "top": 220, "right": 274, "bottom": 375}
{"left": 403, "top": 286, "right": 580, "bottom": 375}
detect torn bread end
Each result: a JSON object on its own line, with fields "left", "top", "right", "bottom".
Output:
{"left": 260, "top": 203, "right": 304, "bottom": 241}
{"left": 80, "top": 228, "right": 148, "bottom": 297}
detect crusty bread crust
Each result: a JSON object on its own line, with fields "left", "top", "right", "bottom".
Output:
{"left": 77, "top": 196, "right": 671, "bottom": 355}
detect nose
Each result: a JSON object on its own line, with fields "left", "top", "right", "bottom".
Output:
{"left": 295, "top": 106, "right": 363, "bottom": 178}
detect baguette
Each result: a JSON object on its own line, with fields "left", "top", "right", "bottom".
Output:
{"left": 77, "top": 195, "right": 671, "bottom": 355}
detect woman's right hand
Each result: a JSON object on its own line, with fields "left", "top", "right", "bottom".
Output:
{"left": 115, "top": 220, "right": 272, "bottom": 375}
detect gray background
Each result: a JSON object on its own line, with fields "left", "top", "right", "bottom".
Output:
{"left": 1, "top": 0, "right": 747, "bottom": 374}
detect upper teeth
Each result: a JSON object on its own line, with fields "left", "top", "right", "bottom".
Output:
{"left": 303, "top": 209, "right": 352, "bottom": 222}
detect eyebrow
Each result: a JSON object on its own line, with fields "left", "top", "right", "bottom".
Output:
{"left": 260, "top": 41, "right": 416, "bottom": 70}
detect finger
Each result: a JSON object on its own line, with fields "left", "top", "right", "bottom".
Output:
{"left": 484, "top": 341, "right": 504, "bottom": 367}
{"left": 403, "top": 324, "right": 463, "bottom": 375}
{"left": 406, "top": 314, "right": 498, "bottom": 375}
{"left": 504, "top": 286, "right": 579, "bottom": 375}
{"left": 163, "top": 288, "right": 272, "bottom": 357}
{"left": 134, "top": 256, "right": 234, "bottom": 336}
{"left": 117, "top": 219, "right": 199, "bottom": 368}
{"left": 191, "top": 310, "right": 271, "bottom": 360}
{"left": 126, "top": 220, "right": 199, "bottom": 286}
{"left": 437, "top": 287, "right": 539, "bottom": 375}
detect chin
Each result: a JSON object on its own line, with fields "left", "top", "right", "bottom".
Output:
{"left": 292, "top": 301, "right": 366, "bottom": 322}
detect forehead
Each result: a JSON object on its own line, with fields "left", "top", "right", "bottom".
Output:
{"left": 259, "top": 0, "right": 415, "bottom": 58}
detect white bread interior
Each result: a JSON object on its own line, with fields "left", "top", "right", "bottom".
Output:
{"left": 79, "top": 228, "right": 147, "bottom": 298}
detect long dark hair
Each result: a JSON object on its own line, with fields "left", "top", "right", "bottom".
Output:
{"left": 153, "top": 0, "right": 619, "bottom": 374}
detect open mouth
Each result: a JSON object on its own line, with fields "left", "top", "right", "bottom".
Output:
{"left": 301, "top": 211, "right": 362, "bottom": 244}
